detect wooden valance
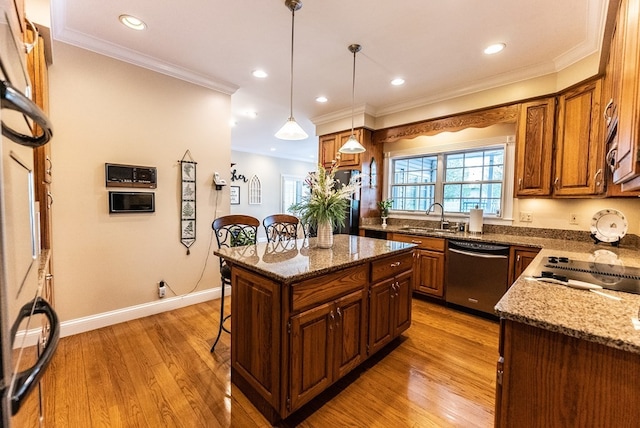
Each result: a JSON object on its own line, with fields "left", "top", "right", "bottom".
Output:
{"left": 372, "top": 104, "right": 520, "bottom": 144}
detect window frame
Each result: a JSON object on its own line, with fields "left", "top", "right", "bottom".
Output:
{"left": 385, "top": 135, "right": 515, "bottom": 222}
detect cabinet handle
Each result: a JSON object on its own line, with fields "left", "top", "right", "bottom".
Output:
{"left": 390, "top": 262, "right": 401, "bottom": 268}
{"left": 47, "top": 191, "right": 53, "bottom": 208}
{"left": 554, "top": 177, "right": 559, "bottom": 190}
{"left": 606, "top": 143, "right": 618, "bottom": 173}
{"left": 45, "top": 156, "right": 52, "bottom": 176}
{"left": 603, "top": 98, "right": 614, "bottom": 125}
{"left": 594, "top": 168, "right": 602, "bottom": 187}
{"left": 329, "top": 310, "right": 335, "bottom": 330}
{"left": 336, "top": 307, "right": 342, "bottom": 326}
{"left": 410, "top": 240, "right": 422, "bottom": 244}
{"left": 518, "top": 178, "right": 523, "bottom": 190}
{"left": 516, "top": 255, "right": 521, "bottom": 262}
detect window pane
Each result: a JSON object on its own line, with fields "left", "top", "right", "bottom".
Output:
{"left": 446, "top": 167, "right": 463, "bottom": 182}
{"left": 443, "top": 184, "right": 461, "bottom": 198}
{"left": 463, "top": 166, "right": 483, "bottom": 181}
{"left": 464, "top": 152, "right": 484, "bottom": 167}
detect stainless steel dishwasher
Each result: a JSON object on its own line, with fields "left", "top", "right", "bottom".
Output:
{"left": 445, "top": 240, "right": 510, "bottom": 315}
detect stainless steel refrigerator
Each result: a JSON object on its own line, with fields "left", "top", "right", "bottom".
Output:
{"left": 0, "top": 0, "right": 57, "bottom": 425}
{"left": 332, "top": 169, "right": 360, "bottom": 235}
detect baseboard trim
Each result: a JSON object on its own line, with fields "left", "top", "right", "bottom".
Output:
{"left": 16, "top": 286, "right": 229, "bottom": 348}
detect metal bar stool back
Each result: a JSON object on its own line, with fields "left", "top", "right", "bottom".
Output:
{"left": 263, "top": 214, "right": 300, "bottom": 242}
{"left": 210, "top": 214, "right": 259, "bottom": 351}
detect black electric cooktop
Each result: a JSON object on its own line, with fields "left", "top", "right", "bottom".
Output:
{"left": 531, "top": 255, "right": 640, "bottom": 295}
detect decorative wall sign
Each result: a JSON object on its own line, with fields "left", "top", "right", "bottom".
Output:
{"left": 248, "top": 175, "right": 262, "bottom": 205}
{"left": 230, "top": 186, "right": 240, "bottom": 205}
{"left": 180, "top": 150, "right": 197, "bottom": 254}
{"left": 230, "top": 163, "right": 248, "bottom": 183}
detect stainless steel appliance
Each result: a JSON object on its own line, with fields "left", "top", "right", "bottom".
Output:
{"left": 0, "top": 0, "right": 57, "bottom": 425}
{"left": 445, "top": 240, "right": 509, "bottom": 315}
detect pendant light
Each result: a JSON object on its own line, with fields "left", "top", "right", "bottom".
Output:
{"left": 338, "top": 43, "right": 366, "bottom": 154}
{"left": 275, "top": 0, "right": 308, "bottom": 140}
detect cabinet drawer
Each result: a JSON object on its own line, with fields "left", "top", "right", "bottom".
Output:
{"left": 390, "top": 233, "right": 445, "bottom": 252}
{"left": 370, "top": 252, "right": 414, "bottom": 283}
{"left": 291, "top": 265, "right": 367, "bottom": 312}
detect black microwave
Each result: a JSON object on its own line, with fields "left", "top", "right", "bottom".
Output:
{"left": 109, "top": 192, "right": 155, "bottom": 213}
{"left": 105, "top": 163, "right": 157, "bottom": 188}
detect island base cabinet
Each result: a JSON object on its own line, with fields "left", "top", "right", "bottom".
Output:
{"left": 230, "top": 267, "right": 282, "bottom": 421}
{"left": 368, "top": 270, "right": 412, "bottom": 355}
{"left": 496, "top": 319, "right": 640, "bottom": 427}
{"left": 289, "top": 289, "right": 367, "bottom": 412}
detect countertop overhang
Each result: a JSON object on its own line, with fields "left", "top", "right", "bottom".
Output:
{"left": 214, "top": 234, "right": 415, "bottom": 284}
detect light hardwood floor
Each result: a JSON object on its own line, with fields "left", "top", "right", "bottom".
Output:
{"left": 22, "top": 297, "right": 500, "bottom": 427}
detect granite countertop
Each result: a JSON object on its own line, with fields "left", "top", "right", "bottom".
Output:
{"left": 496, "top": 248, "right": 640, "bottom": 354}
{"left": 214, "top": 234, "right": 415, "bottom": 284}
{"left": 364, "top": 222, "right": 640, "bottom": 354}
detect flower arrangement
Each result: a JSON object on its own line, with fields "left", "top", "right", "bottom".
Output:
{"left": 290, "top": 164, "right": 361, "bottom": 229}
{"left": 378, "top": 198, "right": 394, "bottom": 217}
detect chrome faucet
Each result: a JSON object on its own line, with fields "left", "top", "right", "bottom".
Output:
{"left": 426, "top": 202, "right": 447, "bottom": 230}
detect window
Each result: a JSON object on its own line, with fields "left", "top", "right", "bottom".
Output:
{"left": 390, "top": 156, "right": 437, "bottom": 211}
{"left": 443, "top": 148, "right": 504, "bottom": 215}
{"left": 281, "top": 175, "right": 306, "bottom": 214}
{"left": 389, "top": 145, "right": 506, "bottom": 216}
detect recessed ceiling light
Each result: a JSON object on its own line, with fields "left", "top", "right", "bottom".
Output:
{"left": 252, "top": 69, "right": 268, "bottom": 78}
{"left": 484, "top": 43, "right": 506, "bottom": 55}
{"left": 270, "top": 147, "right": 276, "bottom": 151}
{"left": 244, "top": 111, "right": 258, "bottom": 118}
{"left": 391, "top": 78, "right": 405, "bottom": 86}
{"left": 119, "top": 14, "right": 146, "bottom": 31}
{"left": 316, "top": 96, "right": 328, "bottom": 103}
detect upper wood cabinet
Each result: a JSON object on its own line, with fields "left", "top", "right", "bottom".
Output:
{"left": 553, "top": 79, "right": 604, "bottom": 196}
{"left": 320, "top": 129, "right": 361, "bottom": 169}
{"left": 514, "top": 98, "right": 555, "bottom": 197}
{"left": 612, "top": 0, "right": 640, "bottom": 189}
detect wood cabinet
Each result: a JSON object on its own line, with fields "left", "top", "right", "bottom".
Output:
{"left": 507, "top": 246, "right": 540, "bottom": 286}
{"left": 368, "top": 265, "right": 412, "bottom": 355}
{"left": 495, "top": 319, "right": 640, "bottom": 427}
{"left": 554, "top": 79, "right": 604, "bottom": 196}
{"left": 290, "top": 288, "right": 367, "bottom": 411}
{"left": 319, "top": 129, "right": 361, "bottom": 169}
{"left": 389, "top": 233, "right": 446, "bottom": 298}
{"left": 514, "top": 98, "right": 555, "bottom": 197}
{"left": 230, "top": 247, "right": 414, "bottom": 423}
{"left": 613, "top": 0, "right": 640, "bottom": 188}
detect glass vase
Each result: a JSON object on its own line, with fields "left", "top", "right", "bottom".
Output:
{"left": 316, "top": 220, "right": 334, "bottom": 248}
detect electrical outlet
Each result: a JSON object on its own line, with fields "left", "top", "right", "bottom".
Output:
{"left": 519, "top": 211, "right": 533, "bottom": 223}
{"left": 569, "top": 213, "right": 578, "bottom": 225}
{"left": 158, "top": 280, "right": 166, "bottom": 298}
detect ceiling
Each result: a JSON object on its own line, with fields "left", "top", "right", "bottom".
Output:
{"left": 50, "top": 0, "right": 609, "bottom": 162}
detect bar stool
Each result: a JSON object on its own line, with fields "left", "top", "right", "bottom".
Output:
{"left": 263, "top": 214, "right": 300, "bottom": 242}
{"left": 210, "top": 214, "right": 259, "bottom": 352}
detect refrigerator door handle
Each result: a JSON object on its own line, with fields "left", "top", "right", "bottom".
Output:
{"left": 9, "top": 297, "right": 60, "bottom": 415}
{"left": 1, "top": 80, "right": 53, "bottom": 147}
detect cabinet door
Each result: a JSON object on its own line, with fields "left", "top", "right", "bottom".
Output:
{"left": 320, "top": 134, "right": 337, "bottom": 168}
{"left": 290, "top": 301, "right": 334, "bottom": 412}
{"left": 368, "top": 278, "right": 394, "bottom": 355}
{"left": 614, "top": 0, "right": 640, "bottom": 185}
{"left": 336, "top": 130, "right": 361, "bottom": 167}
{"left": 554, "top": 79, "right": 604, "bottom": 196}
{"left": 393, "top": 270, "right": 412, "bottom": 337}
{"left": 514, "top": 99, "right": 555, "bottom": 196}
{"left": 508, "top": 247, "right": 540, "bottom": 285}
{"left": 414, "top": 249, "right": 445, "bottom": 297}
{"left": 332, "top": 289, "right": 367, "bottom": 379}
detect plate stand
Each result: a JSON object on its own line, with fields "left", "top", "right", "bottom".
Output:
{"left": 590, "top": 233, "right": 621, "bottom": 247}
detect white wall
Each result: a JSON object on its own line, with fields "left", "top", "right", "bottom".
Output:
{"left": 48, "top": 42, "right": 231, "bottom": 321}
{"left": 229, "top": 151, "right": 315, "bottom": 240}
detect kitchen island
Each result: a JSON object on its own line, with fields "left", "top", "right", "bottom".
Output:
{"left": 214, "top": 235, "right": 415, "bottom": 423}
{"left": 494, "top": 248, "right": 640, "bottom": 427}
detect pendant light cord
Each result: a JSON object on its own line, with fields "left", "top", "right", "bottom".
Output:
{"left": 288, "top": 7, "right": 296, "bottom": 120}
{"left": 351, "top": 48, "right": 356, "bottom": 134}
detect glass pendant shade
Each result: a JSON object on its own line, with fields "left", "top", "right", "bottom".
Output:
{"left": 275, "top": 117, "right": 308, "bottom": 140}
{"left": 339, "top": 134, "right": 366, "bottom": 154}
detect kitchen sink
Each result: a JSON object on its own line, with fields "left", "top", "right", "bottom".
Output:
{"left": 400, "top": 226, "right": 457, "bottom": 234}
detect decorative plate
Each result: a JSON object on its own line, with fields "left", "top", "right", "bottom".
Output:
{"left": 590, "top": 209, "right": 628, "bottom": 243}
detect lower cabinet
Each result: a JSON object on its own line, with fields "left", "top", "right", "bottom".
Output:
{"left": 289, "top": 288, "right": 367, "bottom": 411}
{"left": 230, "top": 251, "right": 414, "bottom": 423}
{"left": 508, "top": 246, "right": 540, "bottom": 285}
{"left": 388, "top": 233, "right": 446, "bottom": 298}
{"left": 368, "top": 270, "right": 412, "bottom": 355}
